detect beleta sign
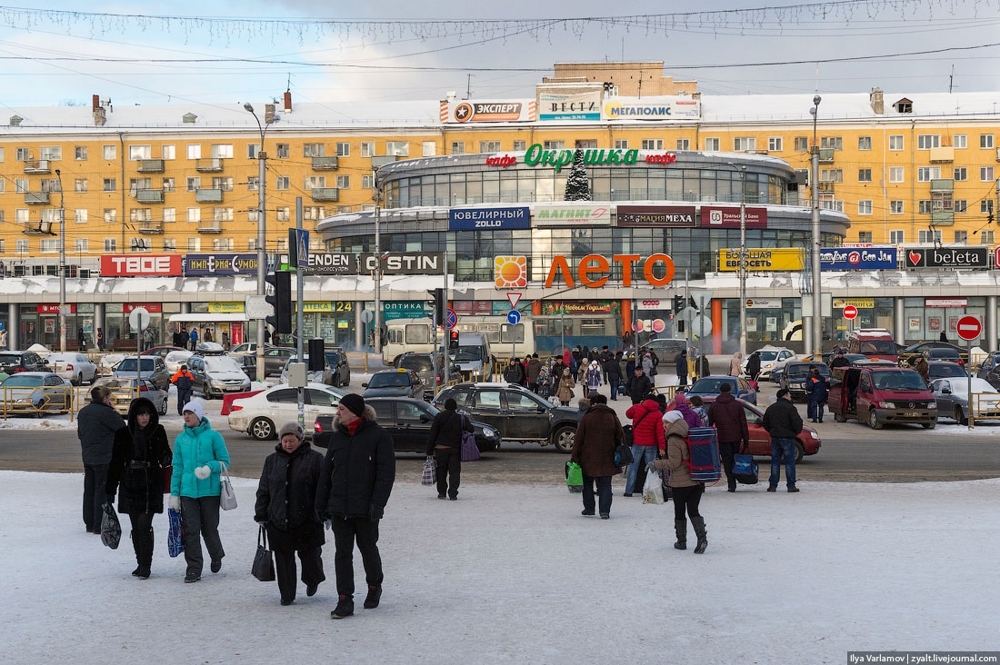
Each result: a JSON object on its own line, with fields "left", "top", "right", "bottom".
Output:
{"left": 544, "top": 254, "right": 676, "bottom": 288}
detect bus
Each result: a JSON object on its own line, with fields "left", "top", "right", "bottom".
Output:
{"left": 381, "top": 315, "right": 534, "bottom": 365}
{"left": 532, "top": 314, "right": 622, "bottom": 358}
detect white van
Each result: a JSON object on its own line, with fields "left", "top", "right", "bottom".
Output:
{"left": 453, "top": 332, "right": 493, "bottom": 381}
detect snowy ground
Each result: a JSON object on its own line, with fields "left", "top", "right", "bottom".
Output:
{"left": 1, "top": 470, "right": 997, "bottom": 664}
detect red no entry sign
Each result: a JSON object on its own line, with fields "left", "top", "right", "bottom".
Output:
{"left": 842, "top": 305, "right": 858, "bottom": 320}
{"left": 956, "top": 315, "right": 982, "bottom": 341}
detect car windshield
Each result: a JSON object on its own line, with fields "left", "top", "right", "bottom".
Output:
{"left": 205, "top": 357, "right": 243, "bottom": 372}
{"left": 0, "top": 354, "right": 23, "bottom": 365}
{"left": 369, "top": 372, "right": 410, "bottom": 388}
{"left": 400, "top": 357, "right": 433, "bottom": 372}
{"left": 860, "top": 341, "right": 896, "bottom": 355}
{"left": 929, "top": 364, "right": 965, "bottom": 378}
{"left": 453, "top": 346, "right": 483, "bottom": 361}
{"left": 117, "top": 358, "right": 156, "bottom": 372}
{"left": 2, "top": 375, "right": 43, "bottom": 387}
{"left": 786, "top": 364, "right": 830, "bottom": 379}
{"left": 689, "top": 378, "right": 735, "bottom": 393}
{"left": 758, "top": 351, "right": 780, "bottom": 361}
{"left": 872, "top": 371, "right": 927, "bottom": 390}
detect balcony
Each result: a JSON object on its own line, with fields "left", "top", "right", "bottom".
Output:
{"left": 817, "top": 182, "right": 836, "bottom": 192}
{"left": 931, "top": 211, "right": 955, "bottom": 226}
{"left": 135, "top": 189, "right": 164, "bottom": 203}
{"left": 21, "top": 220, "right": 56, "bottom": 235}
{"left": 137, "top": 220, "right": 165, "bottom": 234}
{"left": 310, "top": 187, "right": 339, "bottom": 202}
{"left": 818, "top": 148, "right": 835, "bottom": 163}
{"left": 197, "top": 220, "right": 223, "bottom": 234}
{"left": 24, "top": 191, "right": 50, "bottom": 204}
{"left": 195, "top": 158, "right": 225, "bottom": 172}
{"left": 23, "top": 159, "right": 51, "bottom": 174}
{"left": 929, "top": 147, "right": 954, "bottom": 163}
{"left": 195, "top": 188, "right": 223, "bottom": 203}
{"left": 929, "top": 179, "right": 954, "bottom": 193}
{"left": 311, "top": 156, "right": 339, "bottom": 170}
{"left": 137, "top": 159, "right": 165, "bottom": 173}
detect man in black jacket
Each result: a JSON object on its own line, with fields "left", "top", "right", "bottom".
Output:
{"left": 315, "top": 394, "right": 396, "bottom": 619}
{"left": 762, "top": 388, "right": 804, "bottom": 492}
{"left": 77, "top": 386, "right": 126, "bottom": 534}
{"left": 629, "top": 367, "right": 652, "bottom": 405}
{"left": 603, "top": 355, "right": 624, "bottom": 401}
{"left": 707, "top": 383, "right": 750, "bottom": 492}
{"left": 426, "top": 398, "right": 474, "bottom": 500}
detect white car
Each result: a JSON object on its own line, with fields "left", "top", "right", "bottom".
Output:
{"left": 45, "top": 352, "right": 98, "bottom": 386}
{"left": 227, "top": 382, "right": 347, "bottom": 440}
{"left": 164, "top": 350, "right": 193, "bottom": 375}
{"left": 744, "top": 346, "right": 797, "bottom": 381}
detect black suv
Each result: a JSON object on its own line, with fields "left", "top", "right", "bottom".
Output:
{"left": 396, "top": 352, "right": 461, "bottom": 399}
{"left": 431, "top": 382, "right": 582, "bottom": 453}
{"left": 0, "top": 350, "right": 48, "bottom": 375}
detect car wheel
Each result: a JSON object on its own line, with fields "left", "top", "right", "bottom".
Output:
{"left": 159, "top": 397, "right": 168, "bottom": 416}
{"left": 249, "top": 417, "right": 276, "bottom": 440}
{"left": 794, "top": 441, "right": 805, "bottom": 463}
{"left": 834, "top": 411, "right": 847, "bottom": 423}
{"left": 955, "top": 406, "right": 968, "bottom": 426}
{"left": 75, "top": 373, "right": 83, "bottom": 387}
{"left": 551, "top": 426, "right": 576, "bottom": 454}
{"left": 867, "top": 408, "right": 882, "bottom": 430}
{"left": 923, "top": 421, "right": 937, "bottom": 429}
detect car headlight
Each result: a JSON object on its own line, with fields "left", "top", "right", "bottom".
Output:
{"left": 211, "top": 379, "right": 226, "bottom": 388}
{"left": 483, "top": 427, "right": 498, "bottom": 438}
{"left": 809, "top": 430, "right": 820, "bottom": 439}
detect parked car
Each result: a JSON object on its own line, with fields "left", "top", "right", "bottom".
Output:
{"left": 0, "top": 350, "right": 48, "bottom": 376}
{"left": 976, "top": 352, "right": 1000, "bottom": 390}
{"left": 395, "top": 352, "right": 461, "bottom": 398}
{"left": 260, "top": 347, "right": 297, "bottom": 377}
{"left": 925, "top": 361, "right": 967, "bottom": 383}
{"left": 227, "top": 382, "right": 347, "bottom": 440}
{"left": 779, "top": 362, "right": 832, "bottom": 401}
{"left": 164, "top": 350, "right": 194, "bottom": 375}
{"left": 89, "top": 376, "right": 168, "bottom": 416}
{"left": 313, "top": 397, "right": 501, "bottom": 455}
{"left": 930, "top": 377, "right": 1000, "bottom": 426}
{"left": 228, "top": 342, "right": 272, "bottom": 356}
{"left": 637, "top": 338, "right": 691, "bottom": 365}
{"left": 922, "top": 348, "right": 964, "bottom": 366}
{"left": 0, "top": 372, "right": 72, "bottom": 415}
{"left": 142, "top": 345, "right": 185, "bottom": 360}
{"left": 279, "top": 350, "right": 351, "bottom": 387}
{"left": 45, "top": 352, "right": 98, "bottom": 386}
{"left": 363, "top": 368, "right": 426, "bottom": 399}
{"left": 112, "top": 355, "right": 170, "bottom": 391}
{"left": 699, "top": 396, "right": 822, "bottom": 462}
{"left": 899, "top": 341, "right": 968, "bottom": 367}
{"left": 829, "top": 366, "right": 937, "bottom": 429}
{"left": 685, "top": 375, "right": 757, "bottom": 405}
{"left": 431, "top": 382, "right": 582, "bottom": 453}
{"left": 187, "top": 353, "right": 252, "bottom": 399}
{"left": 743, "top": 346, "right": 796, "bottom": 381}
{"left": 193, "top": 342, "right": 227, "bottom": 356}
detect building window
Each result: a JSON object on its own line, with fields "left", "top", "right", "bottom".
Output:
{"left": 889, "top": 167, "right": 905, "bottom": 183}
{"left": 858, "top": 136, "right": 872, "bottom": 150}
{"left": 768, "top": 137, "right": 782, "bottom": 152}
{"left": 162, "top": 178, "right": 174, "bottom": 192}
{"left": 676, "top": 138, "right": 690, "bottom": 151}
{"left": 276, "top": 143, "right": 289, "bottom": 158}
{"left": 187, "top": 208, "right": 201, "bottom": 222}
{"left": 275, "top": 176, "right": 289, "bottom": 191}
{"left": 130, "top": 238, "right": 151, "bottom": 253}
{"left": 794, "top": 137, "right": 808, "bottom": 151}
{"left": 954, "top": 167, "right": 967, "bottom": 181}
{"left": 15, "top": 208, "right": 28, "bottom": 223}
{"left": 858, "top": 232, "right": 873, "bottom": 243}
{"left": 162, "top": 145, "right": 175, "bottom": 160}
{"left": 15, "top": 147, "right": 29, "bottom": 161}
{"left": 104, "top": 238, "right": 117, "bottom": 252}
{"left": 704, "top": 137, "right": 720, "bottom": 151}
{"left": 163, "top": 208, "right": 175, "bottom": 222}
{"left": 918, "top": 200, "right": 933, "bottom": 214}
{"left": 858, "top": 200, "right": 873, "bottom": 215}
{"left": 103, "top": 178, "right": 116, "bottom": 192}
{"left": 211, "top": 177, "right": 233, "bottom": 191}
{"left": 917, "top": 167, "right": 941, "bottom": 182}
{"left": 981, "top": 167, "right": 994, "bottom": 181}
{"left": 858, "top": 169, "right": 872, "bottom": 182}
{"left": 954, "top": 231, "right": 968, "bottom": 244}
{"left": 303, "top": 143, "right": 324, "bottom": 158}
{"left": 360, "top": 142, "right": 375, "bottom": 158}
{"left": 74, "top": 238, "right": 88, "bottom": 252}
{"left": 187, "top": 238, "right": 200, "bottom": 252}
{"left": 422, "top": 142, "right": 437, "bottom": 157}
{"left": 890, "top": 230, "right": 905, "bottom": 244}
{"left": 186, "top": 177, "right": 200, "bottom": 191}
{"left": 336, "top": 142, "right": 350, "bottom": 157}
{"left": 980, "top": 200, "right": 994, "bottom": 214}
{"left": 103, "top": 145, "right": 116, "bottom": 160}
{"left": 247, "top": 176, "right": 258, "bottom": 191}
{"left": 276, "top": 207, "right": 290, "bottom": 222}
{"left": 614, "top": 140, "right": 629, "bottom": 149}
{"left": 336, "top": 175, "right": 350, "bottom": 189}
{"left": 362, "top": 174, "right": 374, "bottom": 189}
{"left": 163, "top": 239, "right": 176, "bottom": 251}
{"left": 820, "top": 137, "right": 843, "bottom": 150}
{"left": 103, "top": 209, "right": 116, "bottom": 223}
{"left": 129, "top": 145, "right": 151, "bottom": 160}
{"left": 16, "top": 239, "right": 28, "bottom": 253}
{"left": 303, "top": 206, "right": 326, "bottom": 221}
{"left": 512, "top": 140, "right": 526, "bottom": 151}
{"left": 919, "top": 230, "right": 942, "bottom": 244}
{"left": 210, "top": 145, "right": 231, "bottom": 159}
{"left": 75, "top": 146, "right": 87, "bottom": 160}
{"left": 387, "top": 141, "right": 410, "bottom": 156}
{"left": 955, "top": 200, "right": 967, "bottom": 213}
{"left": 641, "top": 139, "right": 663, "bottom": 150}
{"left": 186, "top": 144, "right": 201, "bottom": 159}
{"left": 890, "top": 200, "right": 904, "bottom": 214}
{"left": 542, "top": 141, "right": 565, "bottom": 150}
{"left": 450, "top": 142, "right": 465, "bottom": 154}
{"left": 212, "top": 207, "right": 233, "bottom": 222}
{"left": 480, "top": 141, "right": 501, "bottom": 153}
{"left": 917, "top": 135, "right": 940, "bottom": 150}
{"left": 889, "top": 135, "right": 904, "bottom": 151}
{"left": 74, "top": 209, "right": 87, "bottom": 223}
{"left": 981, "top": 134, "right": 994, "bottom": 149}
{"left": 74, "top": 179, "right": 87, "bottom": 192}
{"left": 248, "top": 144, "right": 260, "bottom": 159}
{"left": 820, "top": 169, "right": 843, "bottom": 182}
{"left": 304, "top": 176, "right": 325, "bottom": 190}
{"left": 212, "top": 238, "right": 234, "bottom": 251}
{"left": 575, "top": 140, "right": 597, "bottom": 149}
{"left": 40, "top": 239, "right": 59, "bottom": 253}
{"left": 734, "top": 137, "right": 756, "bottom": 151}
{"left": 954, "top": 134, "right": 968, "bottom": 149}
{"left": 15, "top": 178, "right": 27, "bottom": 193}
{"left": 980, "top": 231, "right": 995, "bottom": 244}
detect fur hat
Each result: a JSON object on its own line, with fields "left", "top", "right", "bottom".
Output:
{"left": 182, "top": 400, "right": 204, "bottom": 421}
{"left": 340, "top": 393, "right": 366, "bottom": 418}
{"left": 776, "top": 388, "right": 791, "bottom": 399}
{"left": 278, "top": 422, "right": 303, "bottom": 440}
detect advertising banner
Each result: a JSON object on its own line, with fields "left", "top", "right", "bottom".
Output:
{"left": 718, "top": 248, "right": 805, "bottom": 272}
{"left": 100, "top": 255, "right": 182, "bottom": 277}
{"left": 700, "top": 206, "right": 768, "bottom": 229}
{"left": 449, "top": 207, "right": 531, "bottom": 231}
{"left": 821, "top": 247, "right": 898, "bottom": 270}
{"left": 617, "top": 205, "right": 696, "bottom": 228}
{"left": 903, "top": 247, "right": 989, "bottom": 268}
{"left": 441, "top": 99, "right": 534, "bottom": 123}
{"left": 602, "top": 96, "right": 702, "bottom": 121}
{"left": 534, "top": 205, "right": 611, "bottom": 226}
{"left": 183, "top": 253, "right": 259, "bottom": 276}
{"left": 538, "top": 91, "right": 601, "bottom": 121}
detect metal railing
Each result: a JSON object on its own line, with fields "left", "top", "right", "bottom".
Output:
{"left": 968, "top": 392, "right": 1000, "bottom": 427}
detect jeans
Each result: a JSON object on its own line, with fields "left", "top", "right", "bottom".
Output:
{"left": 180, "top": 495, "right": 225, "bottom": 576}
{"left": 808, "top": 399, "right": 825, "bottom": 422}
{"left": 582, "top": 475, "right": 613, "bottom": 515}
{"left": 608, "top": 379, "right": 620, "bottom": 401}
{"left": 768, "top": 438, "right": 798, "bottom": 489}
{"left": 83, "top": 463, "right": 109, "bottom": 532}
{"left": 331, "top": 514, "right": 383, "bottom": 597}
{"left": 434, "top": 446, "right": 461, "bottom": 499}
{"left": 625, "top": 445, "right": 659, "bottom": 494}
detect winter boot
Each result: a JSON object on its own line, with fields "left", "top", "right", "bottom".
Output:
{"left": 673, "top": 519, "right": 687, "bottom": 550}
{"left": 691, "top": 515, "right": 708, "bottom": 554}
{"left": 137, "top": 528, "right": 153, "bottom": 579}
{"left": 131, "top": 531, "right": 142, "bottom": 577}
{"left": 364, "top": 584, "right": 382, "bottom": 609}
{"left": 331, "top": 594, "right": 354, "bottom": 619}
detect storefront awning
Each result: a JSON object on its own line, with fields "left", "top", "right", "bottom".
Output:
{"left": 168, "top": 313, "right": 249, "bottom": 323}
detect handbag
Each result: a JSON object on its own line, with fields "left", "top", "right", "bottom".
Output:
{"left": 219, "top": 461, "right": 237, "bottom": 511}
{"left": 161, "top": 465, "right": 173, "bottom": 494}
{"left": 614, "top": 444, "right": 634, "bottom": 468}
{"left": 460, "top": 430, "right": 480, "bottom": 462}
{"left": 732, "top": 451, "right": 759, "bottom": 485}
{"left": 167, "top": 507, "right": 184, "bottom": 557}
{"left": 100, "top": 502, "right": 122, "bottom": 550}
{"left": 251, "top": 524, "right": 276, "bottom": 582}
{"left": 421, "top": 456, "right": 437, "bottom": 486}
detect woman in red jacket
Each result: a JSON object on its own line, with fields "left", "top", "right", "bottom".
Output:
{"left": 623, "top": 394, "right": 666, "bottom": 497}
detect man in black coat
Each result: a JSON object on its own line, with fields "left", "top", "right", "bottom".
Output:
{"left": 762, "top": 388, "right": 804, "bottom": 492}
{"left": 629, "top": 367, "right": 652, "bottom": 405}
{"left": 707, "top": 383, "right": 750, "bottom": 492}
{"left": 603, "top": 356, "right": 624, "bottom": 401}
{"left": 77, "top": 386, "right": 126, "bottom": 534}
{"left": 316, "top": 394, "right": 395, "bottom": 619}
{"left": 676, "top": 350, "right": 689, "bottom": 386}
{"left": 426, "top": 398, "right": 474, "bottom": 500}
{"left": 746, "top": 351, "right": 762, "bottom": 382}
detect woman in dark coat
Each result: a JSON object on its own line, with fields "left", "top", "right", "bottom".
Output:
{"left": 106, "top": 397, "right": 171, "bottom": 579}
{"left": 569, "top": 394, "right": 624, "bottom": 519}
{"left": 255, "top": 422, "right": 326, "bottom": 606}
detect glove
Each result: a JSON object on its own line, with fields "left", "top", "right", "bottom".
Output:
{"left": 254, "top": 516, "right": 267, "bottom": 524}
{"left": 194, "top": 465, "right": 211, "bottom": 480}
{"left": 324, "top": 519, "right": 333, "bottom": 531}
{"left": 168, "top": 495, "right": 181, "bottom": 511}
{"left": 369, "top": 504, "right": 384, "bottom": 521}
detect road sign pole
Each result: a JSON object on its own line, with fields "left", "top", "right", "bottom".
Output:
{"left": 968, "top": 337, "right": 973, "bottom": 431}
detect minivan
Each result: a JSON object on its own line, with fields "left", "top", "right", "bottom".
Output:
{"left": 846, "top": 328, "right": 898, "bottom": 364}
{"left": 452, "top": 333, "right": 493, "bottom": 381}
{"left": 828, "top": 365, "right": 937, "bottom": 429}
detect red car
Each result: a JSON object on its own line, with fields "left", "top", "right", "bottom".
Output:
{"left": 701, "top": 397, "right": 822, "bottom": 463}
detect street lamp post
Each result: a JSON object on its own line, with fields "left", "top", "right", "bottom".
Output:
{"left": 726, "top": 162, "right": 749, "bottom": 357}
{"left": 810, "top": 95, "right": 823, "bottom": 358}
{"left": 55, "top": 169, "right": 66, "bottom": 353}
{"left": 245, "top": 103, "right": 278, "bottom": 382}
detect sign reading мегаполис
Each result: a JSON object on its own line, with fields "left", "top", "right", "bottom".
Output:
{"left": 820, "top": 247, "right": 898, "bottom": 270}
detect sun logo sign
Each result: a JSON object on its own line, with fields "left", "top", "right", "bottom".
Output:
{"left": 494, "top": 256, "right": 527, "bottom": 288}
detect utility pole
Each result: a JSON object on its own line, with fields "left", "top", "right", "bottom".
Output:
{"left": 810, "top": 95, "right": 823, "bottom": 359}
{"left": 55, "top": 169, "right": 66, "bottom": 353}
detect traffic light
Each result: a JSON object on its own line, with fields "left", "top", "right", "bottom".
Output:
{"left": 427, "top": 288, "right": 445, "bottom": 327}
{"left": 673, "top": 295, "right": 686, "bottom": 313}
{"left": 448, "top": 329, "right": 459, "bottom": 349}
{"left": 265, "top": 271, "right": 292, "bottom": 334}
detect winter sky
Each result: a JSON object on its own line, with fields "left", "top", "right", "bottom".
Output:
{"left": 1, "top": 0, "right": 1000, "bottom": 108}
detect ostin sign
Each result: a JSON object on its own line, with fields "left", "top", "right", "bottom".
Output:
{"left": 544, "top": 254, "right": 675, "bottom": 288}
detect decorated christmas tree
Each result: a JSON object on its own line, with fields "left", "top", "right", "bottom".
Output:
{"left": 563, "top": 148, "right": 592, "bottom": 201}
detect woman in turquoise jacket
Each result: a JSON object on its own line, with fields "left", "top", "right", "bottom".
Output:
{"left": 169, "top": 400, "right": 231, "bottom": 583}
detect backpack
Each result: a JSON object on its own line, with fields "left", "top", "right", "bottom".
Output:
{"left": 685, "top": 426, "right": 721, "bottom": 483}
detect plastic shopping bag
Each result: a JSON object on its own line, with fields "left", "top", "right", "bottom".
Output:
{"left": 643, "top": 465, "right": 665, "bottom": 505}
{"left": 421, "top": 456, "right": 437, "bottom": 486}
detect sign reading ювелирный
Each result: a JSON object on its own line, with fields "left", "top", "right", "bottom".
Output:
{"left": 904, "top": 247, "right": 989, "bottom": 269}
{"left": 449, "top": 207, "right": 531, "bottom": 231}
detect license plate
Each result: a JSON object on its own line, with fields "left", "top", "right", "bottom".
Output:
{"left": 904, "top": 412, "right": 920, "bottom": 417}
